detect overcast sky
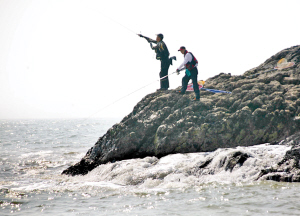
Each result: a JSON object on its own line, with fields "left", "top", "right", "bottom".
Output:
{"left": 0, "top": 0, "right": 299, "bottom": 119}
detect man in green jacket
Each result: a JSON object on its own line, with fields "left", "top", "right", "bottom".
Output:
{"left": 138, "top": 33, "right": 170, "bottom": 90}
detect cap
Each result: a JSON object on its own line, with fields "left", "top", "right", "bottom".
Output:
{"left": 178, "top": 46, "right": 186, "bottom": 51}
{"left": 156, "top": 33, "right": 164, "bottom": 40}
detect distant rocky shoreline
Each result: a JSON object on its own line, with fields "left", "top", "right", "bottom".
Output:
{"left": 63, "top": 45, "right": 300, "bottom": 182}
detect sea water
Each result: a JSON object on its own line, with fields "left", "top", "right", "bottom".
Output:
{"left": 1, "top": 118, "right": 300, "bottom": 216}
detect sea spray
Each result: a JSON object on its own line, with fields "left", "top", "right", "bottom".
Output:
{"left": 74, "top": 144, "right": 291, "bottom": 189}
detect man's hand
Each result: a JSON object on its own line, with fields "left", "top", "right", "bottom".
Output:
{"left": 138, "top": 34, "right": 152, "bottom": 43}
{"left": 176, "top": 69, "right": 180, "bottom": 75}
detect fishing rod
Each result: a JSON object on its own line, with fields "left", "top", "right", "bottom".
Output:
{"left": 98, "top": 13, "right": 156, "bottom": 43}
{"left": 102, "top": 14, "right": 137, "bottom": 35}
{"left": 137, "top": 34, "right": 155, "bottom": 43}
{"left": 88, "top": 5, "right": 138, "bottom": 36}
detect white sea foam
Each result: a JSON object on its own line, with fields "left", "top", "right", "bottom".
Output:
{"left": 66, "top": 143, "right": 291, "bottom": 190}
{"left": 4, "top": 143, "right": 291, "bottom": 194}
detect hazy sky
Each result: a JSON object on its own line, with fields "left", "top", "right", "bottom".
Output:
{"left": 0, "top": 0, "right": 299, "bottom": 119}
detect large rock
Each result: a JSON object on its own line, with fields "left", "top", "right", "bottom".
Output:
{"left": 62, "top": 45, "right": 300, "bottom": 180}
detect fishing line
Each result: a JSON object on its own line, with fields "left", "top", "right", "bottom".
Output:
{"left": 90, "top": 6, "right": 138, "bottom": 35}
{"left": 84, "top": 70, "right": 181, "bottom": 120}
{"left": 76, "top": 7, "right": 143, "bottom": 122}
{"left": 102, "top": 14, "right": 137, "bottom": 35}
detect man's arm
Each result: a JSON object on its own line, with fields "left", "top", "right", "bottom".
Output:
{"left": 138, "top": 34, "right": 157, "bottom": 44}
{"left": 177, "top": 53, "right": 192, "bottom": 70}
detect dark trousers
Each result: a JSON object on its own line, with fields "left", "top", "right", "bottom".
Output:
{"left": 160, "top": 58, "right": 170, "bottom": 89}
{"left": 181, "top": 67, "right": 200, "bottom": 99}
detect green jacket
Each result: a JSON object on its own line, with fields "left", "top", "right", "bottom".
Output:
{"left": 150, "top": 40, "right": 170, "bottom": 60}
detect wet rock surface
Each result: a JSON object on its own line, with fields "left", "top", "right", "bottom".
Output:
{"left": 257, "top": 132, "right": 300, "bottom": 182}
{"left": 63, "top": 45, "right": 300, "bottom": 181}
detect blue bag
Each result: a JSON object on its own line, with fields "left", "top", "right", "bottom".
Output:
{"left": 185, "top": 69, "right": 191, "bottom": 77}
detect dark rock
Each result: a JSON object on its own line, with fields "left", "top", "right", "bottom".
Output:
{"left": 63, "top": 45, "right": 300, "bottom": 181}
{"left": 224, "top": 151, "right": 251, "bottom": 172}
{"left": 257, "top": 132, "right": 300, "bottom": 182}
{"left": 198, "top": 158, "right": 213, "bottom": 169}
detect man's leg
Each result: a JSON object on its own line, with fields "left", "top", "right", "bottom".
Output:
{"left": 160, "top": 59, "right": 170, "bottom": 89}
{"left": 191, "top": 68, "right": 200, "bottom": 99}
{"left": 181, "top": 74, "right": 190, "bottom": 93}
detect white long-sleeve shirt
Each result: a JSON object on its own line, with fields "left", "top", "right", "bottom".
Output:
{"left": 177, "top": 52, "right": 198, "bottom": 70}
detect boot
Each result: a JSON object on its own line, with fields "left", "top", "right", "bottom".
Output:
{"left": 176, "top": 90, "right": 185, "bottom": 94}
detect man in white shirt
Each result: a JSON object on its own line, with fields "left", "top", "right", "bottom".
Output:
{"left": 176, "top": 46, "right": 200, "bottom": 101}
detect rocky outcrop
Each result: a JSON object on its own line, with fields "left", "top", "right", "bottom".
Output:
{"left": 257, "top": 132, "right": 300, "bottom": 182}
{"left": 62, "top": 45, "right": 300, "bottom": 180}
